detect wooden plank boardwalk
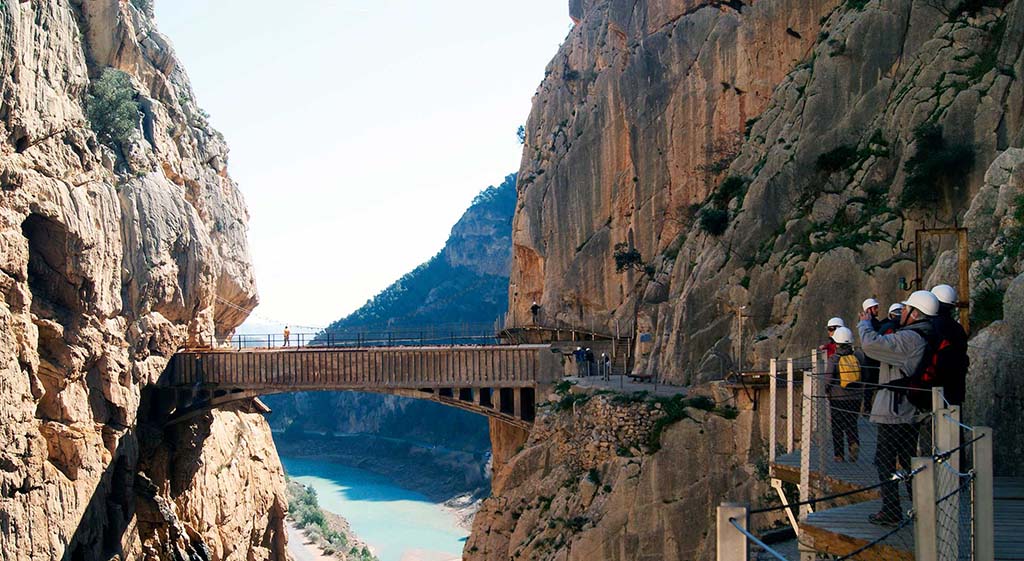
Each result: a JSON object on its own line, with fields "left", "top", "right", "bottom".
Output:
{"left": 803, "top": 500, "right": 914, "bottom": 561}
{"left": 772, "top": 419, "right": 1023, "bottom": 561}
{"left": 996, "top": 477, "right": 1024, "bottom": 561}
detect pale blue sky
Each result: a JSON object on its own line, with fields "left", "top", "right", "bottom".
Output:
{"left": 155, "top": 1, "right": 571, "bottom": 330}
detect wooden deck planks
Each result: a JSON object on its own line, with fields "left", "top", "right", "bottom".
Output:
{"left": 996, "top": 477, "right": 1024, "bottom": 561}
{"left": 803, "top": 500, "right": 915, "bottom": 561}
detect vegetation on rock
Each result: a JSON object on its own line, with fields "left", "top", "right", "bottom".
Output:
{"left": 86, "top": 68, "right": 140, "bottom": 149}
{"left": 287, "top": 478, "right": 378, "bottom": 561}
{"left": 902, "top": 122, "right": 975, "bottom": 208}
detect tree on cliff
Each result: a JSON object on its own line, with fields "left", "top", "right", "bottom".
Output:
{"left": 86, "top": 68, "right": 141, "bottom": 150}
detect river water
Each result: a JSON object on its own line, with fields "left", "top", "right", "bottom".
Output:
{"left": 281, "top": 456, "right": 469, "bottom": 561}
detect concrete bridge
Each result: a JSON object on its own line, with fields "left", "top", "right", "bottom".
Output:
{"left": 160, "top": 344, "right": 560, "bottom": 429}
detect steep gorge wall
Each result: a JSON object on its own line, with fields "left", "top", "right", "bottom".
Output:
{"left": 467, "top": 389, "right": 765, "bottom": 561}
{"left": 511, "top": 0, "right": 1024, "bottom": 467}
{"left": 0, "top": 1, "right": 284, "bottom": 559}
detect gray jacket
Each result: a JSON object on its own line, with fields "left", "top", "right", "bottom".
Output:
{"left": 857, "top": 319, "right": 927, "bottom": 424}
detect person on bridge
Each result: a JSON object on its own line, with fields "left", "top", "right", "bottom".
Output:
{"left": 824, "top": 327, "right": 863, "bottom": 463}
{"left": 930, "top": 284, "right": 969, "bottom": 406}
{"left": 530, "top": 301, "right": 541, "bottom": 324}
{"left": 859, "top": 299, "right": 883, "bottom": 412}
{"left": 283, "top": 326, "right": 291, "bottom": 347}
{"left": 858, "top": 290, "right": 939, "bottom": 527}
{"left": 585, "top": 348, "right": 595, "bottom": 377}
{"left": 818, "top": 317, "right": 845, "bottom": 358}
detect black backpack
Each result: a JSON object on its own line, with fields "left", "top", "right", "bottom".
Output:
{"left": 887, "top": 320, "right": 968, "bottom": 409}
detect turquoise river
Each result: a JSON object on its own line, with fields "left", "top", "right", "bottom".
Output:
{"left": 282, "top": 456, "right": 469, "bottom": 561}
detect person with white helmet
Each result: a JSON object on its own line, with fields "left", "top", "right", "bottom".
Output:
{"left": 929, "top": 284, "right": 969, "bottom": 405}
{"left": 824, "top": 326, "right": 864, "bottom": 463}
{"left": 862, "top": 298, "right": 881, "bottom": 330}
{"left": 857, "top": 290, "right": 939, "bottom": 527}
{"left": 573, "top": 346, "right": 586, "bottom": 377}
{"left": 818, "top": 317, "right": 846, "bottom": 358}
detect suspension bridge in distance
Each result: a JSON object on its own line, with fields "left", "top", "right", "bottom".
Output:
{"left": 158, "top": 341, "right": 562, "bottom": 430}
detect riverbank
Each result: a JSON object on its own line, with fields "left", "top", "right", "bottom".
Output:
{"left": 274, "top": 432, "right": 488, "bottom": 528}
{"left": 286, "top": 477, "right": 377, "bottom": 561}
{"left": 283, "top": 456, "right": 469, "bottom": 561}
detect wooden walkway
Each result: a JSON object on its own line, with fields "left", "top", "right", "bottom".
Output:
{"left": 803, "top": 500, "right": 914, "bottom": 561}
{"left": 996, "top": 477, "right": 1024, "bottom": 561}
{"left": 161, "top": 344, "right": 560, "bottom": 426}
{"left": 771, "top": 417, "right": 1022, "bottom": 560}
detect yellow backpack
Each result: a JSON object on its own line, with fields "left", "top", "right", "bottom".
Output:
{"left": 838, "top": 354, "right": 861, "bottom": 388}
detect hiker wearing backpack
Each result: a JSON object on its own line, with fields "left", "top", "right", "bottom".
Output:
{"left": 857, "top": 290, "right": 940, "bottom": 527}
{"left": 825, "top": 327, "right": 864, "bottom": 462}
{"left": 930, "top": 284, "right": 969, "bottom": 405}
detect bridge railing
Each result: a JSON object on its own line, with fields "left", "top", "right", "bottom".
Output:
{"left": 218, "top": 326, "right": 503, "bottom": 350}
{"left": 718, "top": 350, "right": 994, "bottom": 561}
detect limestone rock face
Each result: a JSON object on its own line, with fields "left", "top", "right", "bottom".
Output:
{"left": 466, "top": 393, "right": 763, "bottom": 561}
{"left": 510, "top": 0, "right": 1024, "bottom": 438}
{"left": 0, "top": 1, "right": 280, "bottom": 559}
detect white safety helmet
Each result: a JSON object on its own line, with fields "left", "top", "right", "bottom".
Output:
{"left": 826, "top": 317, "right": 846, "bottom": 328}
{"left": 862, "top": 298, "right": 880, "bottom": 311}
{"left": 904, "top": 290, "right": 940, "bottom": 317}
{"left": 888, "top": 302, "right": 904, "bottom": 314}
{"left": 931, "top": 284, "right": 957, "bottom": 305}
{"left": 832, "top": 326, "right": 854, "bottom": 344}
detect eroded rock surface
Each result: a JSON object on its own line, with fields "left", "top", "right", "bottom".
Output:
{"left": 0, "top": 1, "right": 281, "bottom": 559}
{"left": 510, "top": 0, "right": 1024, "bottom": 466}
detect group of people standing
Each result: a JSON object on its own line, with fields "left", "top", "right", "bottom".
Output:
{"left": 818, "top": 284, "right": 969, "bottom": 527}
{"left": 572, "top": 346, "right": 612, "bottom": 380}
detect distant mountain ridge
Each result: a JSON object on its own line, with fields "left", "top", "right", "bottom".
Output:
{"left": 325, "top": 173, "right": 516, "bottom": 331}
{"left": 264, "top": 174, "right": 517, "bottom": 491}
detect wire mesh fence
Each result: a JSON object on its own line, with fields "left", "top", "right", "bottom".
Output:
{"left": 724, "top": 350, "right": 994, "bottom": 561}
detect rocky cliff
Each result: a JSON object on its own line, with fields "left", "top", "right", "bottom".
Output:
{"left": 466, "top": 387, "right": 763, "bottom": 561}
{"left": 0, "top": 1, "right": 283, "bottom": 559}
{"left": 510, "top": 0, "right": 1024, "bottom": 468}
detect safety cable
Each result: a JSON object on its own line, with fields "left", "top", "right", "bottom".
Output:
{"left": 832, "top": 514, "right": 915, "bottom": 561}
{"left": 727, "top": 518, "right": 791, "bottom": 561}
{"left": 748, "top": 465, "right": 926, "bottom": 515}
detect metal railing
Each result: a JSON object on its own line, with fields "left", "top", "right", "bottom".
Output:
{"left": 212, "top": 325, "right": 503, "bottom": 350}
{"left": 718, "top": 350, "right": 994, "bottom": 561}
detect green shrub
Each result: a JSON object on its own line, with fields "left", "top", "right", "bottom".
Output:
{"left": 86, "top": 68, "right": 140, "bottom": 149}
{"left": 816, "top": 145, "right": 859, "bottom": 174}
{"left": 613, "top": 242, "right": 644, "bottom": 272}
{"left": 699, "top": 208, "right": 729, "bottom": 236}
{"left": 710, "top": 176, "right": 749, "bottom": 208}
{"left": 902, "top": 122, "right": 975, "bottom": 207}
{"left": 972, "top": 284, "right": 1004, "bottom": 330}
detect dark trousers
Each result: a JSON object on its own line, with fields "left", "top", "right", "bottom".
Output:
{"left": 829, "top": 399, "right": 861, "bottom": 458}
{"left": 874, "top": 422, "right": 918, "bottom": 519}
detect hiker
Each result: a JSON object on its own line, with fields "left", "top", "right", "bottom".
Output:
{"left": 603, "top": 353, "right": 612, "bottom": 381}
{"left": 930, "top": 284, "right": 969, "bottom": 405}
{"left": 530, "top": 301, "right": 541, "bottom": 324}
{"left": 585, "top": 348, "right": 595, "bottom": 377}
{"left": 818, "top": 317, "right": 845, "bottom": 358}
{"left": 858, "top": 290, "right": 939, "bottom": 527}
{"left": 860, "top": 299, "right": 883, "bottom": 411}
{"left": 862, "top": 298, "right": 882, "bottom": 330}
{"left": 283, "top": 326, "right": 291, "bottom": 347}
{"left": 879, "top": 303, "right": 903, "bottom": 333}
{"left": 825, "top": 327, "right": 863, "bottom": 462}
{"left": 573, "top": 346, "right": 586, "bottom": 377}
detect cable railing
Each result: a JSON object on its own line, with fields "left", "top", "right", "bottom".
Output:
{"left": 718, "top": 349, "right": 995, "bottom": 561}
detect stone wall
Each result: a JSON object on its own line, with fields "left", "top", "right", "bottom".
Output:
{"left": 469, "top": 387, "right": 762, "bottom": 561}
